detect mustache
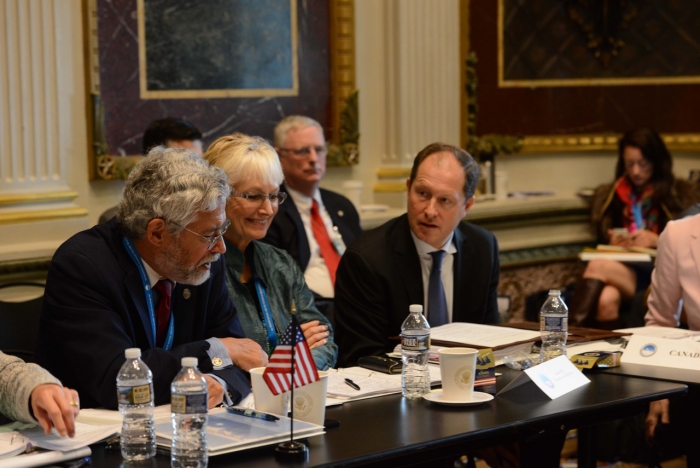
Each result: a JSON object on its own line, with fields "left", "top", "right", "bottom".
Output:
{"left": 198, "top": 254, "right": 219, "bottom": 267}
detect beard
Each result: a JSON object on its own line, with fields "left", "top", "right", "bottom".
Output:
{"left": 156, "top": 240, "right": 219, "bottom": 286}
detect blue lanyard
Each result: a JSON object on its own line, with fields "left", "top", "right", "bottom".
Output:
{"left": 631, "top": 195, "right": 644, "bottom": 230}
{"left": 246, "top": 247, "right": 278, "bottom": 351}
{"left": 122, "top": 237, "right": 175, "bottom": 350}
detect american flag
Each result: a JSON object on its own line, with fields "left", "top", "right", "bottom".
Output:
{"left": 263, "top": 315, "right": 319, "bottom": 395}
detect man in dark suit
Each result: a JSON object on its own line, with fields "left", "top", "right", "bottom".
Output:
{"left": 334, "top": 142, "right": 500, "bottom": 367}
{"left": 36, "top": 148, "right": 268, "bottom": 409}
{"left": 263, "top": 116, "right": 361, "bottom": 316}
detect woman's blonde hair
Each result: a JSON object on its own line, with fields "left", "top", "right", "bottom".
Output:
{"left": 204, "top": 133, "right": 284, "bottom": 189}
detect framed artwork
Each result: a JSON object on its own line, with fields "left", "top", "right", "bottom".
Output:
{"left": 85, "top": 0, "right": 357, "bottom": 180}
{"left": 461, "top": 0, "right": 700, "bottom": 154}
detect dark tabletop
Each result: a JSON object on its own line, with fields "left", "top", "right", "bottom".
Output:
{"left": 90, "top": 368, "right": 687, "bottom": 468}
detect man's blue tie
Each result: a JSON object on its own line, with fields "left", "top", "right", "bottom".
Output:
{"left": 428, "top": 250, "right": 448, "bottom": 327}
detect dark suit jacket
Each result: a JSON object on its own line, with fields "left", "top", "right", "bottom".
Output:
{"left": 36, "top": 220, "right": 250, "bottom": 409}
{"left": 262, "top": 185, "right": 362, "bottom": 274}
{"left": 334, "top": 214, "right": 500, "bottom": 367}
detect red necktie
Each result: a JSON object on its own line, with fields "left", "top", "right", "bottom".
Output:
{"left": 310, "top": 200, "right": 341, "bottom": 286}
{"left": 153, "top": 279, "right": 172, "bottom": 347}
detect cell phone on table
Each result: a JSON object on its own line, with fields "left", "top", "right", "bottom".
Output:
{"left": 611, "top": 228, "right": 629, "bottom": 239}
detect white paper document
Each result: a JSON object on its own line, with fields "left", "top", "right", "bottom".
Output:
{"left": 615, "top": 326, "right": 700, "bottom": 340}
{"left": 326, "top": 366, "right": 441, "bottom": 400}
{"left": 0, "top": 447, "right": 91, "bottom": 468}
{"left": 19, "top": 422, "right": 119, "bottom": 452}
{"left": 430, "top": 323, "right": 540, "bottom": 349}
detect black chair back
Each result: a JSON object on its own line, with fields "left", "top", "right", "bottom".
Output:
{"left": 0, "top": 282, "right": 45, "bottom": 363}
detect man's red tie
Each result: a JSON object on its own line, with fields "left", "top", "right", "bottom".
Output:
{"left": 153, "top": 279, "right": 172, "bottom": 347}
{"left": 311, "top": 200, "right": 341, "bottom": 285}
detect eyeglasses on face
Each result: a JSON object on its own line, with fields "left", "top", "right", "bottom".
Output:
{"left": 278, "top": 145, "right": 327, "bottom": 158}
{"left": 168, "top": 218, "right": 231, "bottom": 250}
{"left": 231, "top": 190, "right": 288, "bottom": 206}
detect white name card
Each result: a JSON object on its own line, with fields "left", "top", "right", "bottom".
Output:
{"left": 498, "top": 355, "right": 590, "bottom": 399}
{"left": 622, "top": 335, "right": 700, "bottom": 370}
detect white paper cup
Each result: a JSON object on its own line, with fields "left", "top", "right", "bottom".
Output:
{"left": 290, "top": 371, "right": 328, "bottom": 426}
{"left": 439, "top": 348, "right": 478, "bottom": 401}
{"left": 250, "top": 367, "right": 289, "bottom": 416}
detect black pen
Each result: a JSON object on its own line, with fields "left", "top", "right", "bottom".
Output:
{"left": 226, "top": 406, "right": 280, "bottom": 422}
{"left": 344, "top": 378, "right": 361, "bottom": 391}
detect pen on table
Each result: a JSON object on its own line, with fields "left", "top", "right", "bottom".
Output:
{"left": 226, "top": 406, "right": 279, "bottom": 422}
{"left": 344, "top": 378, "right": 361, "bottom": 391}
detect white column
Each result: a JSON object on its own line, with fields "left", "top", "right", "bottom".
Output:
{"left": 0, "top": 0, "right": 88, "bottom": 263}
{"left": 383, "top": 0, "right": 461, "bottom": 165}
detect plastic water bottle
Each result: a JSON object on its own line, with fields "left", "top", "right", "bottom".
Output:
{"left": 540, "top": 289, "right": 568, "bottom": 363}
{"left": 116, "top": 348, "right": 155, "bottom": 461}
{"left": 171, "top": 357, "right": 208, "bottom": 468}
{"left": 401, "top": 304, "right": 431, "bottom": 399}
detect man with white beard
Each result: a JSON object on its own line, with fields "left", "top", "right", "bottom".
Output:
{"left": 36, "top": 148, "right": 267, "bottom": 409}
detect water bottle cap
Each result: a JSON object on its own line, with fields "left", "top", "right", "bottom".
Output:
{"left": 124, "top": 348, "right": 141, "bottom": 359}
{"left": 181, "top": 357, "right": 198, "bottom": 367}
{"left": 409, "top": 304, "right": 423, "bottom": 313}
{"left": 548, "top": 289, "right": 561, "bottom": 295}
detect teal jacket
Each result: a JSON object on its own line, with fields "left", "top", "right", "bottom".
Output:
{"left": 223, "top": 239, "right": 338, "bottom": 370}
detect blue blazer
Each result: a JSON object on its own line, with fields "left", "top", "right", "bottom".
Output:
{"left": 36, "top": 220, "right": 250, "bottom": 409}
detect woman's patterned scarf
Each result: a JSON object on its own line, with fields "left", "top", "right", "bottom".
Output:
{"left": 615, "top": 176, "right": 659, "bottom": 233}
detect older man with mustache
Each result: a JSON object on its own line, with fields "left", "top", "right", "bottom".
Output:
{"left": 36, "top": 148, "right": 267, "bottom": 409}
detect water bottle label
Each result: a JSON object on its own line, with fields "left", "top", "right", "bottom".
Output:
{"left": 401, "top": 333, "right": 430, "bottom": 351}
{"left": 543, "top": 316, "right": 567, "bottom": 332}
{"left": 171, "top": 393, "right": 208, "bottom": 414}
{"left": 117, "top": 383, "right": 153, "bottom": 405}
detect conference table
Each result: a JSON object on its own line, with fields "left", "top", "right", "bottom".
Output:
{"left": 88, "top": 367, "right": 686, "bottom": 468}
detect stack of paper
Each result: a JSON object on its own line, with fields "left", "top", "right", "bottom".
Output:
{"left": 326, "top": 366, "right": 441, "bottom": 401}
{"left": 154, "top": 407, "right": 324, "bottom": 456}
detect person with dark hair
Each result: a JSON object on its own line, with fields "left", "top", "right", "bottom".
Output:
{"left": 142, "top": 117, "right": 203, "bottom": 156}
{"left": 569, "top": 128, "right": 700, "bottom": 329}
{"left": 334, "top": 142, "right": 499, "bottom": 367}
{"left": 99, "top": 118, "right": 204, "bottom": 224}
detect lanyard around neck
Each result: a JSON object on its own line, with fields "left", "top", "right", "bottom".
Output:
{"left": 122, "top": 237, "right": 175, "bottom": 350}
{"left": 246, "top": 246, "right": 278, "bottom": 351}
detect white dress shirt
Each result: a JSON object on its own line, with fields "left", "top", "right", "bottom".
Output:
{"left": 286, "top": 186, "right": 336, "bottom": 298}
{"left": 410, "top": 232, "right": 456, "bottom": 323}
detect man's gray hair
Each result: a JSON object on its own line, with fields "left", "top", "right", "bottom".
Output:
{"left": 117, "top": 146, "right": 231, "bottom": 239}
{"left": 273, "top": 115, "right": 324, "bottom": 148}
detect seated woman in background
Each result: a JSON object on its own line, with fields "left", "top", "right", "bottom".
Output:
{"left": 204, "top": 134, "right": 338, "bottom": 370}
{"left": 0, "top": 351, "right": 79, "bottom": 437}
{"left": 569, "top": 128, "right": 700, "bottom": 329}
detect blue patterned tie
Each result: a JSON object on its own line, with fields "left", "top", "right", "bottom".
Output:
{"left": 428, "top": 250, "right": 448, "bottom": 327}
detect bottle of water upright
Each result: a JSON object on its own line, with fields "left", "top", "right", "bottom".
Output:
{"left": 116, "top": 348, "right": 155, "bottom": 461}
{"left": 540, "top": 289, "right": 569, "bottom": 363}
{"left": 171, "top": 357, "right": 208, "bottom": 468}
{"left": 401, "top": 304, "right": 431, "bottom": 399}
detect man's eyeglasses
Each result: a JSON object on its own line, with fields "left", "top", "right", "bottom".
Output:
{"left": 169, "top": 219, "right": 231, "bottom": 250}
{"left": 278, "top": 145, "right": 327, "bottom": 158}
{"left": 231, "top": 190, "right": 288, "bottom": 206}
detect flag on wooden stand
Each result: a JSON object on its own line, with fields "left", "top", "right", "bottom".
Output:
{"left": 263, "top": 315, "right": 319, "bottom": 395}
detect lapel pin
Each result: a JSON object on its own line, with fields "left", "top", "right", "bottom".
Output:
{"left": 338, "top": 210, "right": 344, "bottom": 217}
{"left": 183, "top": 289, "right": 191, "bottom": 299}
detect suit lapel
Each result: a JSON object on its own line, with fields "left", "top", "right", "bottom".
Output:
{"left": 120, "top": 251, "right": 156, "bottom": 348}
{"left": 393, "top": 216, "right": 424, "bottom": 306}
{"left": 280, "top": 184, "right": 311, "bottom": 269}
